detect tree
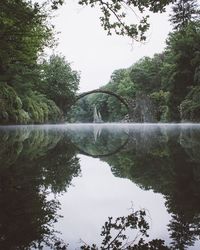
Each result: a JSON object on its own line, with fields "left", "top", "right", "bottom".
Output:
{"left": 0, "top": 0, "right": 54, "bottom": 87}
{"left": 37, "top": 0, "right": 180, "bottom": 40}
{"left": 180, "top": 86, "right": 200, "bottom": 121}
{"left": 165, "top": 22, "right": 200, "bottom": 121}
{"left": 41, "top": 55, "right": 80, "bottom": 114}
{"left": 165, "top": 0, "right": 200, "bottom": 121}
{"left": 170, "top": 0, "right": 200, "bottom": 30}
{"left": 81, "top": 210, "right": 170, "bottom": 249}
{"left": 0, "top": 0, "right": 63, "bottom": 124}
{"left": 0, "top": 128, "right": 80, "bottom": 248}
{"left": 130, "top": 55, "right": 164, "bottom": 94}
{"left": 100, "top": 126, "right": 200, "bottom": 248}
{"left": 69, "top": 97, "right": 93, "bottom": 122}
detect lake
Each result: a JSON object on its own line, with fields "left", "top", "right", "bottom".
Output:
{"left": 0, "top": 124, "right": 200, "bottom": 249}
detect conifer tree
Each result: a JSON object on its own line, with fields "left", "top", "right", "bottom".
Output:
{"left": 169, "top": 0, "right": 200, "bottom": 30}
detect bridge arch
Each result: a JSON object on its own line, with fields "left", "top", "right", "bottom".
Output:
{"left": 74, "top": 136, "right": 129, "bottom": 158}
{"left": 76, "top": 89, "right": 130, "bottom": 111}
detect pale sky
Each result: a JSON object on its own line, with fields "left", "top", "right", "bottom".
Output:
{"left": 51, "top": 1, "right": 172, "bottom": 92}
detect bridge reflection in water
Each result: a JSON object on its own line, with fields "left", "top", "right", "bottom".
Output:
{"left": 1, "top": 124, "right": 200, "bottom": 249}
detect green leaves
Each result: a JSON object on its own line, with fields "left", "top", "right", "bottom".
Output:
{"left": 0, "top": 1, "right": 65, "bottom": 124}
{"left": 51, "top": 0, "right": 65, "bottom": 9}
{"left": 78, "top": 0, "right": 153, "bottom": 40}
{"left": 77, "top": 0, "right": 176, "bottom": 40}
{"left": 0, "top": 82, "right": 30, "bottom": 124}
{"left": 81, "top": 210, "right": 170, "bottom": 249}
{"left": 165, "top": 22, "right": 200, "bottom": 120}
{"left": 41, "top": 54, "right": 80, "bottom": 114}
{"left": 170, "top": 0, "right": 200, "bottom": 30}
{"left": 0, "top": 0, "right": 54, "bottom": 84}
{"left": 180, "top": 86, "right": 200, "bottom": 121}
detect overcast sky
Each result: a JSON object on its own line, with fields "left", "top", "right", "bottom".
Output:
{"left": 51, "top": 2, "right": 172, "bottom": 92}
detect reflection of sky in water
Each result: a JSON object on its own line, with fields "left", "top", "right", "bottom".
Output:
{"left": 1, "top": 123, "right": 200, "bottom": 249}
{"left": 55, "top": 155, "right": 171, "bottom": 249}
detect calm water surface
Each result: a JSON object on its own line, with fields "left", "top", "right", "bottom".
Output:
{"left": 0, "top": 124, "right": 200, "bottom": 249}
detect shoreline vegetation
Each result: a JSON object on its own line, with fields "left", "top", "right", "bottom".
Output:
{"left": 0, "top": 0, "right": 200, "bottom": 124}
{"left": 1, "top": 125, "right": 200, "bottom": 249}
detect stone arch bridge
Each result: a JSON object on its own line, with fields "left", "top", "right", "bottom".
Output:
{"left": 75, "top": 89, "right": 156, "bottom": 122}
{"left": 75, "top": 89, "right": 135, "bottom": 120}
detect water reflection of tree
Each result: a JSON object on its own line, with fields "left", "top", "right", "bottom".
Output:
{"left": 99, "top": 126, "right": 200, "bottom": 249}
{"left": 0, "top": 128, "right": 80, "bottom": 249}
{"left": 1, "top": 125, "right": 200, "bottom": 249}
{"left": 67, "top": 126, "right": 129, "bottom": 157}
{"left": 81, "top": 210, "right": 170, "bottom": 250}
{"left": 166, "top": 129, "right": 200, "bottom": 250}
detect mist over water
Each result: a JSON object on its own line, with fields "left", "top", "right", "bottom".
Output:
{"left": 0, "top": 123, "right": 200, "bottom": 249}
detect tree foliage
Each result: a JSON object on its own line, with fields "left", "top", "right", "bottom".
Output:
{"left": 0, "top": 0, "right": 53, "bottom": 85}
{"left": 95, "top": 126, "right": 200, "bottom": 249}
{"left": 41, "top": 55, "right": 80, "bottom": 113}
{"left": 70, "top": 1, "right": 200, "bottom": 122}
{"left": 1, "top": 0, "right": 200, "bottom": 124}
{"left": 0, "top": 1, "right": 79, "bottom": 124}
{"left": 81, "top": 210, "right": 169, "bottom": 250}
{"left": 48, "top": 0, "right": 175, "bottom": 40}
{"left": 0, "top": 127, "right": 80, "bottom": 249}
{"left": 33, "top": 0, "right": 199, "bottom": 41}
{"left": 166, "top": 22, "right": 200, "bottom": 120}
{"left": 70, "top": 69, "right": 134, "bottom": 122}
{"left": 170, "top": 0, "right": 200, "bottom": 30}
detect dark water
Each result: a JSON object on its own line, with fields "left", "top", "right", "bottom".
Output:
{"left": 0, "top": 124, "right": 200, "bottom": 249}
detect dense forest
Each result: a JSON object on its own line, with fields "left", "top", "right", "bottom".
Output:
{"left": 1, "top": 125, "right": 200, "bottom": 248}
{"left": 0, "top": 0, "right": 79, "bottom": 124}
{"left": 102, "top": 126, "right": 200, "bottom": 249}
{"left": 0, "top": 0, "right": 200, "bottom": 124}
{"left": 70, "top": 0, "right": 200, "bottom": 123}
{"left": 0, "top": 127, "right": 80, "bottom": 248}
